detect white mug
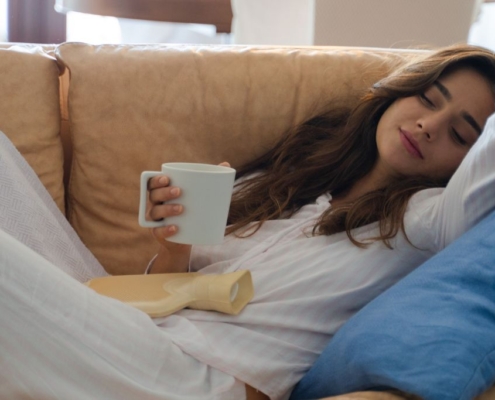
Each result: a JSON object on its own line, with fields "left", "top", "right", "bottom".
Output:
{"left": 138, "top": 162, "right": 236, "bottom": 245}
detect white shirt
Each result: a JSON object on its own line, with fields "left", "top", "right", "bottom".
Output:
{"left": 155, "top": 115, "right": 495, "bottom": 400}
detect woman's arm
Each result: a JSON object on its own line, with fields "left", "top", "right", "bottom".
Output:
{"left": 423, "top": 113, "right": 495, "bottom": 250}
{"left": 147, "top": 242, "right": 191, "bottom": 274}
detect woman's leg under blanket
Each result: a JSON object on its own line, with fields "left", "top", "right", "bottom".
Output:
{"left": 0, "top": 230, "right": 246, "bottom": 400}
{"left": 0, "top": 131, "right": 106, "bottom": 281}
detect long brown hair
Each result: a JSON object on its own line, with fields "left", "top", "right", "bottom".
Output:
{"left": 227, "top": 44, "right": 495, "bottom": 247}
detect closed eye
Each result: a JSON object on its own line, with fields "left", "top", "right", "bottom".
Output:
{"left": 451, "top": 128, "right": 468, "bottom": 146}
{"left": 419, "top": 93, "right": 435, "bottom": 108}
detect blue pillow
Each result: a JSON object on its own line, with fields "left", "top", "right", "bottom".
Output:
{"left": 291, "top": 210, "right": 495, "bottom": 400}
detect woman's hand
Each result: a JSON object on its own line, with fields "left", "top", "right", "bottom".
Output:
{"left": 145, "top": 162, "right": 230, "bottom": 274}
{"left": 146, "top": 174, "right": 183, "bottom": 242}
{"left": 145, "top": 174, "right": 191, "bottom": 273}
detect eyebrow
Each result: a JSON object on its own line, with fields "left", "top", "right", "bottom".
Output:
{"left": 433, "top": 81, "right": 482, "bottom": 135}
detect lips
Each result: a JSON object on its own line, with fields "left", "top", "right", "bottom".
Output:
{"left": 399, "top": 129, "right": 423, "bottom": 159}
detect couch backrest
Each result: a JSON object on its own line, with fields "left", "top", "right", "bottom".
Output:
{"left": 0, "top": 44, "right": 65, "bottom": 212}
{"left": 55, "top": 43, "right": 420, "bottom": 274}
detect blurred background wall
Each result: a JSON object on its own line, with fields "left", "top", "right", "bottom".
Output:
{"left": 1, "top": 0, "right": 494, "bottom": 52}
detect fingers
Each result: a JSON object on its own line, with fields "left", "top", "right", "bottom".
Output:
{"left": 147, "top": 175, "right": 181, "bottom": 203}
{"left": 147, "top": 175, "right": 169, "bottom": 191}
{"left": 151, "top": 225, "right": 179, "bottom": 243}
{"left": 218, "top": 161, "right": 231, "bottom": 168}
{"left": 146, "top": 175, "right": 183, "bottom": 228}
{"left": 148, "top": 203, "right": 183, "bottom": 221}
{"left": 149, "top": 185, "right": 181, "bottom": 204}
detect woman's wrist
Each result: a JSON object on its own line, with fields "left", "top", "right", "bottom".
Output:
{"left": 148, "top": 244, "right": 192, "bottom": 274}
{"left": 144, "top": 254, "right": 158, "bottom": 274}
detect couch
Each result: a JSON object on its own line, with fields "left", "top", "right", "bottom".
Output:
{"left": 1, "top": 42, "right": 494, "bottom": 400}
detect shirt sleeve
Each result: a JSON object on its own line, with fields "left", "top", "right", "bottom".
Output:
{"left": 429, "top": 113, "right": 495, "bottom": 250}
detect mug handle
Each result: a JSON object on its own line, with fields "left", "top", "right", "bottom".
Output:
{"left": 138, "top": 171, "right": 166, "bottom": 228}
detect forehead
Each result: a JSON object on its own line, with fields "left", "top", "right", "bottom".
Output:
{"left": 438, "top": 68, "right": 495, "bottom": 125}
{"left": 438, "top": 68, "right": 494, "bottom": 100}
{"left": 440, "top": 65, "right": 486, "bottom": 84}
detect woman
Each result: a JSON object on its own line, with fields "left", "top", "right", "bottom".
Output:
{"left": 1, "top": 44, "right": 495, "bottom": 400}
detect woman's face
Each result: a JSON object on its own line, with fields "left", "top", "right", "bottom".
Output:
{"left": 375, "top": 68, "right": 495, "bottom": 182}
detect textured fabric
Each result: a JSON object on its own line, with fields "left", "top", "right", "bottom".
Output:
{"left": 0, "top": 45, "right": 65, "bottom": 212}
{"left": 0, "top": 230, "right": 246, "bottom": 400}
{"left": 55, "top": 43, "right": 417, "bottom": 274}
{"left": 0, "top": 131, "right": 104, "bottom": 282}
{"left": 290, "top": 211, "right": 495, "bottom": 400}
{"left": 150, "top": 114, "right": 495, "bottom": 400}
{"left": 0, "top": 131, "right": 245, "bottom": 400}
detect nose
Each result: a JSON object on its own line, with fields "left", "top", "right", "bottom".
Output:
{"left": 417, "top": 122, "right": 432, "bottom": 140}
{"left": 417, "top": 113, "right": 446, "bottom": 141}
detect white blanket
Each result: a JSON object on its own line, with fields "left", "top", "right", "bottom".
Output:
{"left": 0, "top": 131, "right": 107, "bottom": 282}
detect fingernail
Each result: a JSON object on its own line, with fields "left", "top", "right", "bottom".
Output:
{"left": 168, "top": 225, "right": 177, "bottom": 233}
{"left": 159, "top": 176, "right": 168, "bottom": 185}
{"left": 173, "top": 205, "right": 182, "bottom": 213}
{"left": 170, "top": 187, "right": 180, "bottom": 196}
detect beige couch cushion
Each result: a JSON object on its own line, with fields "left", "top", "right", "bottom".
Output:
{"left": 0, "top": 45, "right": 64, "bottom": 212}
{"left": 56, "top": 43, "right": 418, "bottom": 275}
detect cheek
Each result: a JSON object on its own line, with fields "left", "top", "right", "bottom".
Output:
{"left": 435, "top": 151, "right": 468, "bottom": 179}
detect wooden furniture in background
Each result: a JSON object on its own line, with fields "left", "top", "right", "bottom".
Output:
{"left": 54, "top": 0, "right": 233, "bottom": 33}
